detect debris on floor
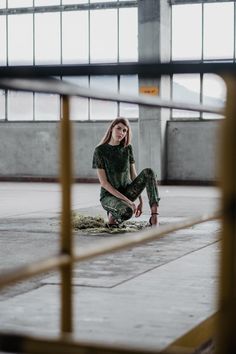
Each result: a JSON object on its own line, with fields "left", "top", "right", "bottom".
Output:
{"left": 72, "top": 213, "right": 148, "bottom": 234}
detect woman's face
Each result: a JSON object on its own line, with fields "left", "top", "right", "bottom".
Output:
{"left": 111, "top": 123, "right": 128, "bottom": 144}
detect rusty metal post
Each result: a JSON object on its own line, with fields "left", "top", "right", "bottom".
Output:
{"left": 217, "top": 76, "right": 236, "bottom": 354}
{"left": 60, "top": 95, "right": 73, "bottom": 333}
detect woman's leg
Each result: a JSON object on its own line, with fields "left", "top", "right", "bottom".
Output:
{"left": 124, "top": 168, "right": 160, "bottom": 225}
{"left": 125, "top": 168, "right": 160, "bottom": 206}
{"left": 150, "top": 203, "right": 159, "bottom": 226}
{"left": 101, "top": 195, "right": 133, "bottom": 224}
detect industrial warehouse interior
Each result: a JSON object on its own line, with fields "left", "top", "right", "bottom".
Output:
{"left": 0, "top": 1, "right": 235, "bottom": 354}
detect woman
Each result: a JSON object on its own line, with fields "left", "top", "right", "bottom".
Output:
{"left": 92, "top": 117, "right": 160, "bottom": 228}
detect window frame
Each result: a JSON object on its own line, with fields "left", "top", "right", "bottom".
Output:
{"left": 170, "top": 1, "right": 234, "bottom": 120}
{"left": 0, "top": 1, "right": 138, "bottom": 122}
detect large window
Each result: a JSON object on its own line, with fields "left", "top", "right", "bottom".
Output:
{"left": 171, "top": 2, "right": 230, "bottom": 119}
{"left": 90, "top": 9, "right": 118, "bottom": 63}
{"left": 0, "top": 1, "right": 138, "bottom": 121}
{"left": 62, "top": 11, "right": 89, "bottom": 64}
{"left": 0, "top": 14, "right": 6, "bottom": 65}
{"left": 35, "top": 12, "right": 61, "bottom": 65}
{"left": 8, "top": 14, "right": 33, "bottom": 65}
{"left": 172, "top": 4, "right": 202, "bottom": 61}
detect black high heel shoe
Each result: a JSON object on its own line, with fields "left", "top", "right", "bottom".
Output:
{"left": 149, "top": 212, "right": 159, "bottom": 226}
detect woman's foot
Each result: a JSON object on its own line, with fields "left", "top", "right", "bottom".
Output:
{"left": 149, "top": 212, "right": 159, "bottom": 227}
{"left": 107, "top": 212, "right": 119, "bottom": 226}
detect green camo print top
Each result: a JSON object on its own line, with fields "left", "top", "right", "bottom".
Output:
{"left": 92, "top": 143, "right": 135, "bottom": 200}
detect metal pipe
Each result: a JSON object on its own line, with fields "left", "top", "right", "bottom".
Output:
{"left": 164, "top": 313, "right": 217, "bottom": 353}
{"left": 0, "top": 331, "right": 192, "bottom": 354}
{"left": 0, "top": 211, "right": 220, "bottom": 290}
{"left": 0, "top": 1, "right": 138, "bottom": 16}
{"left": 73, "top": 211, "right": 221, "bottom": 263}
{"left": 217, "top": 76, "right": 236, "bottom": 354}
{"left": 0, "top": 61, "right": 235, "bottom": 77}
{"left": 0, "top": 254, "right": 71, "bottom": 290}
{"left": 0, "top": 78, "right": 223, "bottom": 114}
{"left": 60, "top": 95, "right": 73, "bottom": 333}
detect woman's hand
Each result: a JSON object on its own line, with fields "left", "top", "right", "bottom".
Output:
{"left": 135, "top": 201, "right": 143, "bottom": 217}
{"left": 128, "top": 201, "right": 137, "bottom": 214}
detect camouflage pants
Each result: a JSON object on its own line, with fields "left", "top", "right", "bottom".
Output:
{"left": 101, "top": 168, "right": 160, "bottom": 223}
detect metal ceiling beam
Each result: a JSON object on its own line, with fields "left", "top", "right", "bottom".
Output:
{"left": 0, "top": 62, "right": 235, "bottom": 78}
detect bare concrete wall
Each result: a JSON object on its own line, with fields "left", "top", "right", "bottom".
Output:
{"left": 0, "top": 122, "right": 60, "bottom": 178}
{"left": 0, "top": 120, "right": 221, "bottom": 182}
{"left": 0, "top": 121, "right": 139, "bottom": 179}
{"left": 167, "top": 120, "right": 222, "bottom": 182}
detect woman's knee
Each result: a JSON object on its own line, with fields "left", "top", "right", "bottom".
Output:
{"left": 142, "top": 168, "right": 155, "bottom": 178}
{"left": 120, "top": 205, "right": 133, "bottom": 221}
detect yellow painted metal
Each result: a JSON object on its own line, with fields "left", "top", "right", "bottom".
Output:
{"left": 60, "top": 95, "right": 73, "bottom": 333}
{"left": 0, "top": 254, "right": 70, "bottom": 290}
{"left": 0, "top": 77, "right": 229, "bottom": 354}
{"left": 163, "top": 313, "right": 217, "bottom": 353}
{"left": 72, "top": 212, "right": 220, "bottom": 263}
{"left": 0, "top": 211, "right": 220, "bottom": 290}
{"left": 217, "top": 77, "right": 236, "bottom": 354}
{"left": 0, "top": 331, "right": 193, "bottom": 354}
{"left": 0, "top": 77, "right": 222, "bottom": 115}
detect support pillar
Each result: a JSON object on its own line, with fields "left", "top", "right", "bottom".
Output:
{"left": 138, "top": 0, "right": 171, "bottom": 180}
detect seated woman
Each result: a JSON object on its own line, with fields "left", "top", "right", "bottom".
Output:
{"left": 92, "top": 117, "right": 160, "bottom": 228}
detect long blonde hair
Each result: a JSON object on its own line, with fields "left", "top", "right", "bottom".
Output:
{"left": 98, "top": 117, "right": 132, "bottom": 147}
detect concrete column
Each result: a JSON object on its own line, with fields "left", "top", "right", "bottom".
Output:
{"left": 138, "top": 0, "right": 171, "bottom": 181}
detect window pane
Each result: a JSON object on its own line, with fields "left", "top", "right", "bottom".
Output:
{"left": 90, "top": 9, "right": 117, "bottom": 63}
{"left": 35, "top": 93, "right": 60, "bottom": 121}
{"left": 0, "top": 90, "right": 5, "bottom": 120}
{"left": 35, "top": 0, "right": 60, "bottom": 5}
{"left": 8, "top": 0, "right": 32, "bottom": 7}
{"left": 172, "top": 4, "right": 202, "bottom": 60}
{"left": 90, "top": 76, "right": 118, "bottom": 120}
{"left": 62, "top": 11, "right": 89, "bottom": 64}
{"left": 0, "top": 0, "right": 6, "bottom": 8}
{"left": 120, "top": 75, "right": 139, "bottom": 118}
{"left": 172, "top": 74, "right": 200, "bottom": 118}
{"left": 202, "top": 74, "right": 226, "bottom": 119}
{"left": 8, "top": 91, "right": 33, "bottom": 121}
{"left": 119, "top": 8, "right": 138, "bottom": 62}
{"left": 62, "top": 76, "right": 89, "bottom": 120}
{"left": 0, "top": 16, "right": 6, "bottom": 65}
{"left": 204, "top": 2, "right": 234, "bottom": 60}
{"left": 35, "top": 13, "right": 61, "bottom": 64}
{"left": 8, "top": 14, "right": 33, "bottom": 65}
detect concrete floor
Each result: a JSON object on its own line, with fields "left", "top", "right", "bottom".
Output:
{"left": 0, "top": 182, "right": 221, "bottom": 352}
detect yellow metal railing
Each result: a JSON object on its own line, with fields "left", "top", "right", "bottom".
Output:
{"left": 0, "top": 74, "right": 233, "bottom": 354}
{"left": 60, "top": 95, "right": 73, "bottom": 333}
{"left": 0, "top": 211, "right": 220, "bottom": 289}
{"left": 217, "top": 77, "right": 236, "bottom": 354}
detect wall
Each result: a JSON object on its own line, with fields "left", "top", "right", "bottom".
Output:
{"left": 0, "top": 122, "right": 60, "bottom": 178}
{"left": 0, "top": 121, "right": 139, "bottom": 180}
{"left": 0, "top": 120, "right": 221, "bottom": 182}
{"left": 167, "top": 120, "right": 222, "bottom": 183}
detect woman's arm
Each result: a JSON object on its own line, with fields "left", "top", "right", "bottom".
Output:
{"left": 130, "top": 163, "right": 137, "bottom": 181}
{"left": 97, "top": 168, "right": 136, "bottom": 211}
{"left": 130, "top": 163, "right": 143, "bottom": 203}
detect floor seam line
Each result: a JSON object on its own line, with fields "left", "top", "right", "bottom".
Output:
{"left": 110, "top": 238, "right": 220, "bottom": 288}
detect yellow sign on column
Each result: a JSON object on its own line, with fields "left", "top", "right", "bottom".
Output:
{"left": 140, "top": 86, "right": 159, "bottom": 96}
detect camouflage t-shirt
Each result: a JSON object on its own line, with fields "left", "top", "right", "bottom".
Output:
{"left": 92, "top": 143, "right": 135, "bottom": 200}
